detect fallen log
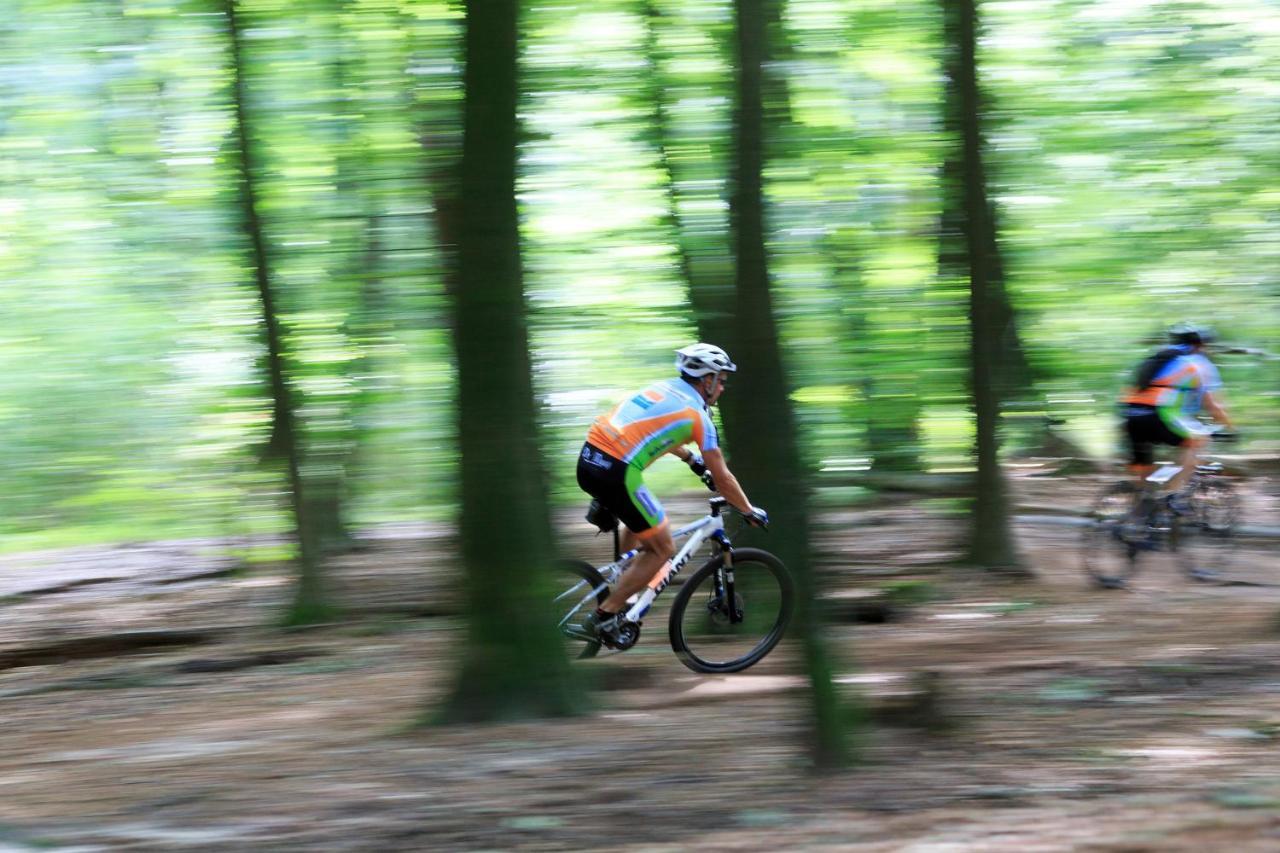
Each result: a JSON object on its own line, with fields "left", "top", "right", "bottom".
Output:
{"left": 0, "top": 628, "right": 221, "bottom": 670}
{"left": 174, "top": 648, "right": 324, "bottom": 673}
{"left": 820, "top": 471, "right": 975, "bottom": 496}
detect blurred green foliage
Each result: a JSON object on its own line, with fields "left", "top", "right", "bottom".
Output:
{"left": 0, "top": 0, "right": 1274, "bottom": 549}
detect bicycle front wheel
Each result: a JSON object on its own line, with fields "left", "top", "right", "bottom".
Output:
{"left": 1081, "top": 481, "right": 1146, "bottom": 588}
{"left": 1192, "top": 477, "right": 1242, "bottom": 534}
{"left": 668, "top": 548, "right": 793, "bottom": 674}
{"left": 1172, "top": 480, "right": 1239, "bottom": 582}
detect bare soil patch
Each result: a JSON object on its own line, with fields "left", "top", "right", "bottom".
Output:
{"left": 0, "top": 476, "right": 1277, "bottom": 850}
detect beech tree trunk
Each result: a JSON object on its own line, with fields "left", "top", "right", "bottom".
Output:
{"left": 223, "top": 0, "right": 334, "bottom": 624}
{"left": 433, "top": 0, "right": 583, "bottom": 723}
{"left": 942, "top": 0, "right": 1024, "bottom": 572}
{"left": 720, "top": 0, "right": 853, "bottom": 770}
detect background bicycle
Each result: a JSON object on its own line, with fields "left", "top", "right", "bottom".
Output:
{"left": 1082, "top": 433, "right": 1242, "bottom": 589}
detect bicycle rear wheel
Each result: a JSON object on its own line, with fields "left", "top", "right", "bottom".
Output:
{"left": 1081, "top": 481, "right": 1147, "bottom": 588}
{"left": 556, "top": 560, "right": 608, "bottom": 659}
{"left": 668, "top": 548, "right": 793, "bottom": 674}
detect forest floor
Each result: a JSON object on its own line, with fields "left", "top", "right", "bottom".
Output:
{"left": 0, "top": 470, "right": 1278, "bottom": 850}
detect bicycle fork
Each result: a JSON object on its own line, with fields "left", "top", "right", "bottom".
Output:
{"left": 703, "top": 537, "right": 744, "bottom": 624}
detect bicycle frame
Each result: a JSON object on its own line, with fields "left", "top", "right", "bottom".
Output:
{"left": 1138, "top": 460, "right": 1225, "bottom": 505}
{"left": 1094, "top": 460, "right": 1231, "bottom": 561}
{"left": 557, "top": 502, "right": 733, "bottom": 630}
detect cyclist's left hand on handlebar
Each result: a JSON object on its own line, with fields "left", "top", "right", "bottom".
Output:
{"left": 744, "top": 506, "right": 769, "bottom": 529}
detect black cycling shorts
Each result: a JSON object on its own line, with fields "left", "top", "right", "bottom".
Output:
{"left": 1124, "top": 408, "right": 1187, "bottom": 466}
{"left": 576, "top": 443, "right": 666, "bottom": 537}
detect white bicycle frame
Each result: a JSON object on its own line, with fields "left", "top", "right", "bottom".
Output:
{"left": 557, "top": 509, "right": 728, "bottom": 629}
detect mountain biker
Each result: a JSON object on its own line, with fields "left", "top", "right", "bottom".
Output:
{"left": 1120, "top": 324, "right": 1235, "bottom": 511}
{"left": 576, "top": 343, "right": 768, "bottom": 643}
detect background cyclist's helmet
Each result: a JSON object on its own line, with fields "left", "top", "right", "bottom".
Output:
{"left": 1169, "top": 323, "right": 1216, "bottom": 348}
{"left": 675, "top": 343, "right": 737, "bottom": 377}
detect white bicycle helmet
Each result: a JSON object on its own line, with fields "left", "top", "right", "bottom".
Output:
{"left": 675, "top": 343, "right": 737, "bottom": 377}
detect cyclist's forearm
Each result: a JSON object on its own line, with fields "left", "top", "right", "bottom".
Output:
{"left": 717, "top": 470, "right": 752, "bottom": 515}
{"left": 1203, "top": 393, "right": 1233, "bottom": 429}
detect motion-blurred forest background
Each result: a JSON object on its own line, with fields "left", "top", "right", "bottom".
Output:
{"left": 3, "top": 0, "right": 1280, "bottom": 846}
{"left": 4, "top": 0, "right": 1276, "bottom": 557}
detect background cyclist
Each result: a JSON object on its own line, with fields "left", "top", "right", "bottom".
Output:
{"left": 1120, "top": 323, "right": 1235, "bottom": 512}
{"left": 576, "top": 343, "right": 768, "bottom": 642}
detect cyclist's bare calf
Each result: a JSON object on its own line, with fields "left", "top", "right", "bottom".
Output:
{"left": 1132, "top": 436, "right": 1208, "bottom": 492}
{"left": 602, "top": 523, "right": 675, "bottom": 613}
{"left": 1170, "top": 435, "right": 1208, "bottom": 492}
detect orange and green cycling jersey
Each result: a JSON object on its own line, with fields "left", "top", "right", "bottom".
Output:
{"left": 586, "top": 379, "right": 720, "bottom": 469}
{"left": 1121, "top": 348, "right": 1222, "bottom": 438}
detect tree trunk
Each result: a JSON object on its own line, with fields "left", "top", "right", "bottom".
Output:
{"left": 937, "top": 0, "right": 1033, "bottom": 411}
{"left": 943, "top": 0, "right": 1024, "bottom": 572}
{"left": 724, "top": 0, "right": 852, "bottom": 770}
{"left": 303, "top": 0, "right": 377, "bottom": 557}
{"left": 938, "top": 161, "right": 1033, "bottom": 403}
{"left": 641, "top": 0, "right": 736, "bottom": 348}
{"left": 433, "top": 0, "right": 583, "bottom": 723}
{"left": 817, "top": 229, "right": 922, "bottom": 473}
{"left": 222, "top": 0, "right": 334, "bottom": 623}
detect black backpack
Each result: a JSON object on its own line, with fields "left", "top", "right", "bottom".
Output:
{"left": 1132, "top": 347, "right": 1182, "bottom": 390}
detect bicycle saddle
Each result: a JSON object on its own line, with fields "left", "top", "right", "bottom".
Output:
{"left": 585, "top": 499, "right": 618, "bottom": 532}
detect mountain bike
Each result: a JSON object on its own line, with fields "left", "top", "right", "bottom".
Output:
{"left": 1082, "top": 433, "right": 1241, "bottom": 588}
{"left": 556, "top": 496, "right": 794, "bottom": 673}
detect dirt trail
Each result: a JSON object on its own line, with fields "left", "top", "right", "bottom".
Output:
{"left": 0, "top": 477, "right": 1277, "bottom": 850}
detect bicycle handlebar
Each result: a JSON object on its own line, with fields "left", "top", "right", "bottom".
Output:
{"left": 707, "top": 496, "right": 768, "bottom": 529}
